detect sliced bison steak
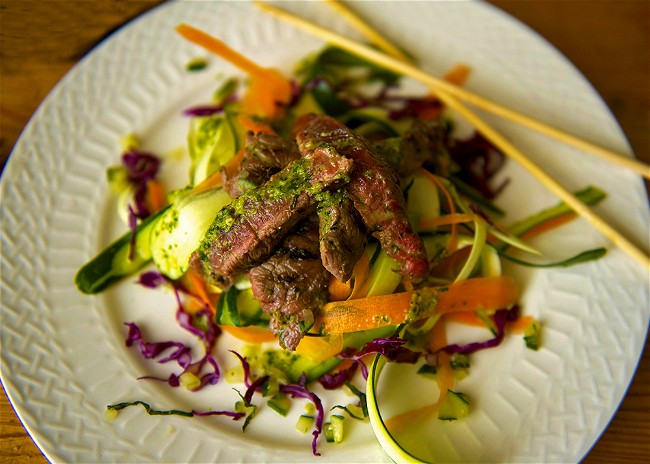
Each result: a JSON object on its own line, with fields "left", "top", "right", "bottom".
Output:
{"left": 316, "top": 189, "right": 367, "bottom": 282}
{"left": 192, "top": 144, "right": 353, "bottom": 288}
{"left": 294, "top": 114, "right": 429, "bottom": 282}
{"left": 249, "top": 219, "right": 330, "bottom": 350}
{"left": 223, "top": 131, "right": 301, "bottom": 197}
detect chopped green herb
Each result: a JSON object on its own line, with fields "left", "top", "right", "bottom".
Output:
{"left": 524, "top": 320, "right": 542, "bottom": 351}
{"left": 186, "top": 57, "right": 209, "bottom": 71}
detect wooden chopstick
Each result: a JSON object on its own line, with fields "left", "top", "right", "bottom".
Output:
{"left": 323, "top": 0, "right": 411, "bottom": 62}
{"left": 259, "top": 1, "right": 650, "bottom": 180}
{"left": 322, "top": 0, "right": 650, "bottom": 180}
{"left": 254, "top": 1, "right": 650, "bottom": 268}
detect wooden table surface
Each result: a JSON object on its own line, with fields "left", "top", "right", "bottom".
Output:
{"left": 1, "top": 1, "right": 648, "bottom": 462}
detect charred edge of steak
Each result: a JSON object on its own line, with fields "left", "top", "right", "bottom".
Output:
{"left": 294, "top": 114, "right": 429, "bottom": 282}
{"left": 249, "top": 220, "right": 330, "bottom": 350}
{"left": 193, "top": 145, "right": 354, "bottom": 288}
{"left": 316, "top": 189, "right": 368, "bottom": 282}
{"left": 223, "top": 131, "right": 301, "bottom": 197}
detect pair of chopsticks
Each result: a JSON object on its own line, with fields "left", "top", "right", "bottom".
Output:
{"left": 254, "top": 0, "right": 650, "bottom": 268}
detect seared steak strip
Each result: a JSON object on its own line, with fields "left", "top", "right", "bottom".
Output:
{"left": 223, "top": 129, "right": 369, "bottom": 281}
{"left": 316, "top": 190, "right": 367, "bottom": 282}
{"left": 192, "top": 147, "right": 354, "bottom": 288}
{"left": 294, "top": 114, "right": 429, "bottom": 282}
{"left": 223, "top": 131, "right": 301, "bottom": 197}
{"left": 249, "top": 219, "right": 330, "bottom": 350}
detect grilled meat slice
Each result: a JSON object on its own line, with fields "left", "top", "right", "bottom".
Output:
{"left": 294, "top": 114, "right": 429, "bottom": 282}
{"left": 223, "top": 131, "right": 301, "bottom": 197}
{"left": 316, "top": 189, "right": 367, "bottom": 282}
{"left": 192, "top": 146, "right": 354, "bottom": 288}
{"left": 249, "top": 219, "right": 330, "bottom": 350}
{"left": 224, "top": 129, "right": 369, "bottom": 282}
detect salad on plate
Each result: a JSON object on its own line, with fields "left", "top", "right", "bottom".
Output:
{"left": 74, "top": 22, "right": 607, "bottom": 462}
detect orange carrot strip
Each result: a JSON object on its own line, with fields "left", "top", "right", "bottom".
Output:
{"left": 238, "top": 114, "right": 277, "bottom": 135}
{"left": 415, "top": 64, "right": 472, "bottom": 120}
{"left": 296, "top": 334, "right": 344, "bottom": 363}
{"left": 443, "top": 63, "right": 472, "bottom": 86}
{"left": 418, "top": 212, "right": 475, "bottom": 231}
{"left": 316, "top": 291, "right": 412, "bottom": 334}
{"left": 433, "top": 351, "right": 454, "bottom": 407}
{"left": 385, "top": 402, "right": 437, "bottom": 434}
{"left": 507, "top": 315, "right": 535, "bottom": 334}
{"left": 418, "top": 168, "right": 458, "bottom": 252}
{"left": 221, "top": 325, "right": 277, "bottom": 344}
{"left": 317, "top": 276, "right": 518, "bottom": 334}
{"left": 328, "top": 275, "right": 352, "bottom": 301}
{"left": 184, "top": 298, "right": 207, "bottom": 315}
{"left": 385, "top": 316, "right": 454, "bottom": 434}
{"left": 145, "top": 179, "right": 166, "bottom": 213}
{"left": 219, "top": 147, "right": 245, "bottom": 186}
{"left": 177, "top": 24, "right": 268, "bottom": 78}
{"left": 180, "top": 268, "right": 217, "bottom": 316}
{"left": 241, "top": 77, "right": 292, "bottom": 119}
{"left": 520, "top": 213, "right": 577, "bottom": 240}
{"left": 444, "top": 311, "right": 487, "bottom": 327}
{"left": 176, "top": 24, "right": 292, "bottom": 119}
{"left": 435, "top": 276, "right": 518, "bottom": 315}
{"left": 428, "top": 318, "right": 454, "bottom": 419}
{"left": 428, "top": 313, "right": 449, "bottom": 351}
{"left": 347, "top": 249, "right": 372, "bottom": 300}
{"left": 191, "top": 169, "right": 223, "bottom": 195}
{"left": 401, "top": 278, "right": 414, "bottom": 292}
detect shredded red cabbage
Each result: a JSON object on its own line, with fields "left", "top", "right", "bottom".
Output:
{"left": 229, "top": 350, "right": 270, "bottom": 405}
{"left": 245, "top": 375, "right": 270, "bottom": 405}
{"left": 183, "top": 105, "right": 225, "bottom": 117}
{"left": 338, "top": 337, "right": 420, "bottom": 379}
{"left": 280, "top": 379, "right": 325, "bottom": 456}
{"left": 120, "top": 150, "right": 162, "bottom": 259}
{"left": 440, "top": 306, "right": 519, "bottom": 355}
{"left": 387, "top": 96, "right": 444, "bottom": 120}
{"left": 122, "top": 150, "right": 161, "bottom": 182}
{"left": 127, "top": 272, "right": 222, "bottom": 390}
{"left": 449, "top": 133, "right": 509, "bottom": 199}
{"left": 125, "top": 322, "right": 192, "bottom": 368}
{"left": 287, "top": 79, "right": 302, "bottom": 107}
{"left": 318, "top": 363, "right": 358, "bottom": 390}
{"left": 230, "top": 350, "right": 253, "bottom": 388}
{"left": 137, "top": 271, "right": 167, "bottom": 289}
{"left": 122, "top": 150, "right": 161, "bottom": 219}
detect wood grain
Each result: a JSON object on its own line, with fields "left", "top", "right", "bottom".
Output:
{"left": 1, "top": 1, "right": 648, "bottom": 463}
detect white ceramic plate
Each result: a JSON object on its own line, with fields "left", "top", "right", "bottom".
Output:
{"left": 1, "top": 1, "right": 648, "bottom": 462}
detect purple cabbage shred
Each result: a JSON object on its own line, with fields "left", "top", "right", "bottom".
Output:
{"left": 183, "top": 105, "right": 225, "bottom": 117}
{"left": 122, "top": 150, "right": 161, "bottom": 219}
{"left": 338, "top": 337, "right": 420, "bottom": 379}
{"left": 230, "top": 350, "right": 253, "bottom": 388}
{"left": 125, "top": 272, "right": 222, "bottom": 390}
{"left": 449, "top": 133, "right": 509, "bottom": 199}
{"left": 318, "top": 363, "right": 358, "bottom": 390}
{"left": 439, "top": 306, "right": 519, "bottom": 355}
{"left": 280, "top": 379, "right": 325, "bottom": 456}
{"left": 137, "top": 271, "right": 167, "bottom": 289}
